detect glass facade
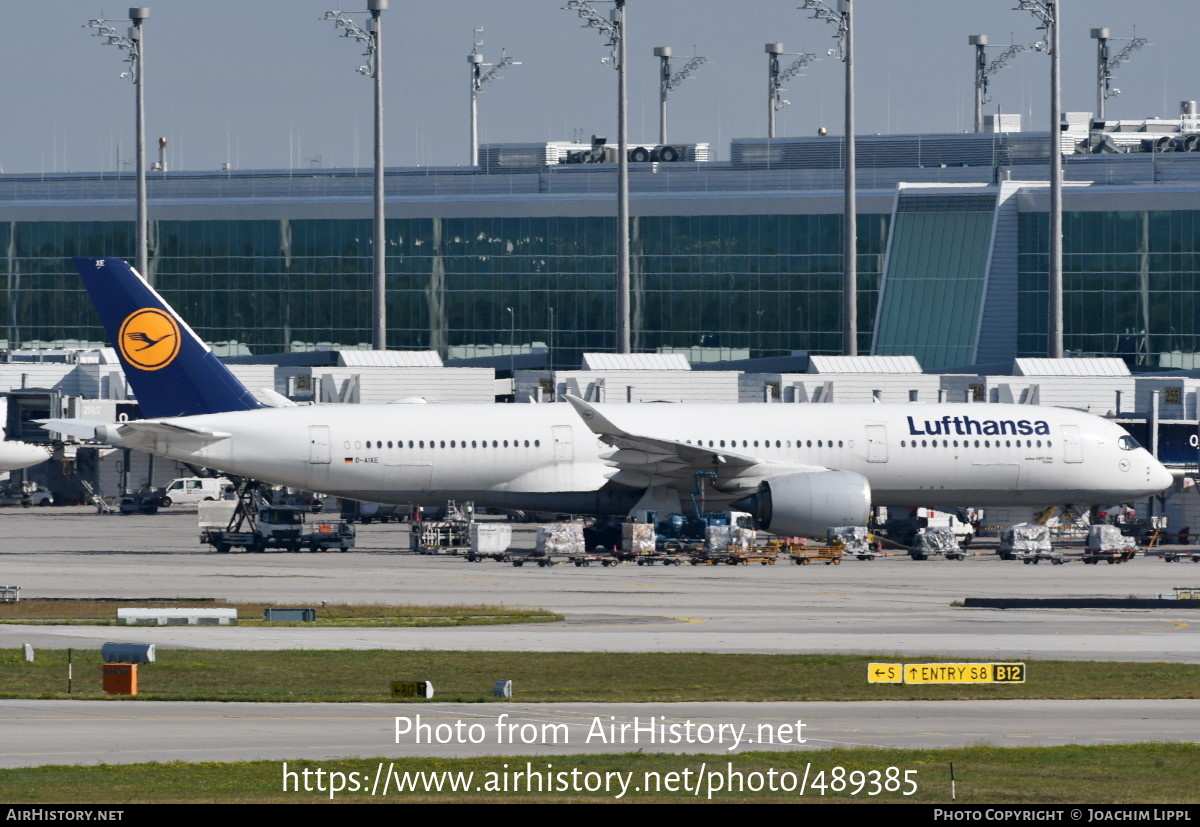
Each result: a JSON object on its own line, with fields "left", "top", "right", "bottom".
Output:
{"left": 1018, "top": 209, "right": 1200, "bottom": 369}
{"left": 1, "top": 213, "right": 890, "bottom": 368}
{"left": 874, "top": 194, "right": 996, "bottom": 369}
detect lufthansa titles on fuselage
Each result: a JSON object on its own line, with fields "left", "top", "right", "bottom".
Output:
{"left": 906, "top": 415, "right": 1051, "bottom": 438}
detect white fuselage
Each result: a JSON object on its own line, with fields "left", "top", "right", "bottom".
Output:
{"left": 102, "top": 401, "right": 1172, "bottom": 514}
{"left": 0, "top": 435, "right": 51, "bottom": 473}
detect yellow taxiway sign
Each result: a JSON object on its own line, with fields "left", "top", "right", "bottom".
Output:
{"left": 869, "top": 662, "right": 1026, "bottom": 684}
{"left": 867, "top": 663, "right": 903, "bottom": 683}
{"left": 902, "top": 663, "right": 1025, "bottom": 684}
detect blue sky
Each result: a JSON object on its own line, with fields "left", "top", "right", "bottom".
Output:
{"left": 0, "top": 1, "right": 1189, "bottom": 173}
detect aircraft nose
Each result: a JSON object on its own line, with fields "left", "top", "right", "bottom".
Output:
{"left": 1149, "top": 457, "right": 1173, "bottom": 493}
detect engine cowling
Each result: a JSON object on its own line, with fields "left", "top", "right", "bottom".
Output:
{"left": 736, "top": 470, "right": 871, "bottom": 538}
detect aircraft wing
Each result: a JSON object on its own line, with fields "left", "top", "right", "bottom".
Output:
{"left": 565, "top": 394, "right": 787, "bottom": 490}
{"left": 40, "top": 419, "right": 230, "bottom": 453}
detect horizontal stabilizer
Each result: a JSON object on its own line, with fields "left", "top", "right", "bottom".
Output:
{"left": 37, "top": 419, "right": 105, "bottom": 441}
{"left": 41, "top": 418, "right": 229, "bottom": 453}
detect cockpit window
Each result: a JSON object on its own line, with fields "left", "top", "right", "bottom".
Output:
{"left": 1118, "top": 435, "right": 1140, "bottom": 451}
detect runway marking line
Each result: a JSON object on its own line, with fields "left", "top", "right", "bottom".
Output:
{"left": 1058, "top": 618, "right": 1190, "bottom": 635}
{"left": 563, "top": 615, "right": 703, "bottom": 627}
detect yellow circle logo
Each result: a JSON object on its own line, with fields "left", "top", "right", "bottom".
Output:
{"left": 118, "top": 308, "right": 181, "bottom": 371}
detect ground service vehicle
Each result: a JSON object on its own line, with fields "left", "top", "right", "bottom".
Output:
{"left": 161, "top": 476, "right": 231, "bottom": 507}
{"left": 200, "top": 501, "right": 354, "bottom": 553}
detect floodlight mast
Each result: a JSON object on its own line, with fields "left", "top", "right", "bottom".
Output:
{"left": 470, "top": 30, "right": 522, "bottom": 166}
{"left": 564, "top": 0, "right": 630, "bottom": 354}
{"left": 801, "top": 0, "right": 855, "bottom": 356}
{"left": 654, "top": 46, "right": 706, "bottom": 145}
{"left": 969, "top": 35, "right": 1029, "bottom": 134}
{"left": 1015, "top": 0, "right": 1062, "bottom": 359}
{"left": 765, "top": 42, "right": 817, "bottom": 139}
{"left": 1090, "top": 27, "right": 1151, "bottom": 121}
{"left": 323, "top": 1, "right": 388, "bottom": 351}
{"left": 86, "top": 7, "right": 151, "bottom": 284}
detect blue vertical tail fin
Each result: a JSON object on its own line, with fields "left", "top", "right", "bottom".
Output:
{"left": 74, "top": 257, "right": 265, "bottom": 418}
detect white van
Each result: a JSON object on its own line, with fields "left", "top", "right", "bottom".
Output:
{"left": 161, "top": 477, "right": 232, "bottom": 507}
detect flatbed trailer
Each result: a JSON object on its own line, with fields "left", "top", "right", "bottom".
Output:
{"left": 632, "top": 553, "right": 688, "bottom": 566}
{"left": 787, "top": 544, "right": 844, "bottom": 565}
{"left": 1017, "top": 549, "right": 1066, "bottom": 565}
{"left": 566, "top": 553, "right": 620, "bottom": 567}
{"left": 463, "top": 550, "right": 506, "bottom": 562}
{"left": 692, "top": 546, "right": 780, "bottom": 566}
{"left": 503, "top": 551, "right": 557, "bottom": 567}
{"left": 1080, "top": 548, "right": 1138, "bottom": 564}
{"left": 1158, "top": 550, "right": 1200, "bottom": 563}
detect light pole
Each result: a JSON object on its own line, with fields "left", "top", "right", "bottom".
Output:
{"left": 469, "top": 30, "right": 521, "bottom": 167}
{"left": 324, "top": 1, "right": 388, "bottom": 351}
{"left": 1016, "top": 0, "right": 1062, "bottom": 358}
{"left": 968, "top": 35, "right": 1028, "bottom": 134}
{"left": 801, "top": 0, "right": 855, "bottom": 356}
{"left": 564, "top": 0, "right": 630, "bottom": 354}
{"left": 86, "top": 7, "right": 150, "bottom": 283}
{"left": 1090, "top": 27, "right": 1151, "bottom": 121}
{"left": 653, "top": 46, "right": 706, "bottom": 146}
{"left": 765, "top": 42, "right": 817, "bottom": 139}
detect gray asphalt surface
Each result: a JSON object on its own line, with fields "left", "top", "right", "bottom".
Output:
{"left": 2, "top": 508, "right": 1199, "bottom": 662}
{"left": 2, "top": 507, "right": 1198, "bottom": 775}
{"left": 2, "top": 699, "right": 1197, "bottom": 768}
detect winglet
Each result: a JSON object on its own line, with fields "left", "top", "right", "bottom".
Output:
{"left": 74, "top": 258, "right": 265, "bottom": 418}
{"left": 565, "top": 394, "right": 626, "bottom": 438}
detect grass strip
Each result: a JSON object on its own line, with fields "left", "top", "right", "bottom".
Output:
{"left": 3, "top": 649, "right": 1200, "bottom": 702}
{"left": 1, "top": 744, "right": 1195, "bottom": 803}
{"left": 0, "top": 599, "right": 559, "bottom": 628}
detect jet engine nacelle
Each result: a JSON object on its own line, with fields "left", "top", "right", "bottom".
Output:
{"left": 739, "top": 470, "right": 871, "bottom": 538}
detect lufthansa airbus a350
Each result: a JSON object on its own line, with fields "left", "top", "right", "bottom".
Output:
{"left": 43, "top": 258, "right": 1173, "bottom": 537}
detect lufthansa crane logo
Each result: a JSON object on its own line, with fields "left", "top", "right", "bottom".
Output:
{"left": 118, "top": 307, "right": 181, "bottom": 371}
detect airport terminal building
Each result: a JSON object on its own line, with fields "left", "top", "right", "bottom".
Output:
{"left": 4, "top": 115, "right": 1200, "bottom": 372}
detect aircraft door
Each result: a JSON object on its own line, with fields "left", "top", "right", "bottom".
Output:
{"left": 866, "top": 424, "right": 888, "bottom": 463}
{"left": 1061, "top": 425, "right": 1083, "bottom": 463}
{"left": 553, "top": 425, "right": 574, "bottom": 462}
{"left": 308, "top": 425, "right": 331, "bottom": 464}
